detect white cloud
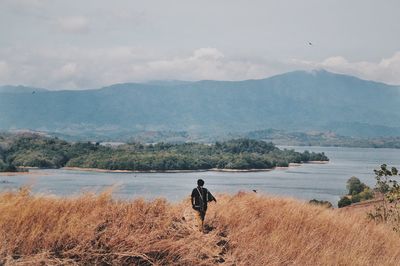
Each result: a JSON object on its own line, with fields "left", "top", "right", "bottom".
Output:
{"left": 1, "top": 44, "right": 400, "bottom": 90}
{"left": 322, "top": 56, "right": 348, "bottom": 66}
{"left": 190, "top": 48, "right": 224, "bottom": 60}
{"left": 0, "top": 46, "right": 280, "bottom": 89}
{"left": 292, "top": 52, "right": 400, "bottom": 85}
{"left": 51, "top": 62, "right": 78, "bottom": 88}
{"left": 3, "top": 0, "right": 48, "bottom": 8}
{"left": 56, "top": 62, "right": 77, "bottom": 78}
{"left": 0, "top": 61, "right": 10, "bottom": 80}
{"left": 131, "top": 48, "right": 275, "bottom": 82}
{"left": 57, "top": 16, "right": 89, "bottom": 34}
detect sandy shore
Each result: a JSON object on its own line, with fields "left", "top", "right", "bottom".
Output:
{"left": 61, "top": 161, "right": 327, "bottom": 174}
{"left": 62, "top": 167, "right": 275, "bottom": 173}
{"left": 61, "top": 167, "right": 209, "bottom": 173}
{"left": 0, "top": 171, "right": 42, "bottom": 176}
{"left": 0, "top": 160, "right": 328, "bottom": 175}
{"left": 62, "top": 166, "right": 275, "bottom": 173}
{"left": 0, "top": 161, "right": 328, "bottom": 175}
{"left": 209, "top": 168, "right": 274, "bottom": 172}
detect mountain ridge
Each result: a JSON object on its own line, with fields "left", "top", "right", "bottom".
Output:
{"left": 2, "top": 69, "right": 399, "bottom": 93}
{"left": 1, "top": 69, "right": 399, "bottom": 137}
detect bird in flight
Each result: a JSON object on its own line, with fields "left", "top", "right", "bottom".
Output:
{"left": 32, "top": 91, "right": 36, "bottom": 94}
{"left": 308, "top": 41, "right": 313, "bottom": 46}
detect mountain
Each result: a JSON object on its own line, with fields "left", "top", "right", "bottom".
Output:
{"left": 0, "top": 85, "right": 47, "bottom": 94}
{"left": 1, "top": 70, "right": 400, "bottom": 137}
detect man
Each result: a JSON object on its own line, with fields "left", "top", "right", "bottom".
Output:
{"left": 191, "top": 179, "right": 217, "bottom": 231}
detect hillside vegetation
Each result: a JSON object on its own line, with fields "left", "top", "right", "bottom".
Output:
{"left": 1, "top": 70, "right": 400, "bottom": 137}
{"left": 245, "top": 129, "right": 400, "bottom": 149}
{"left": 1, "top": 190, "right": 400, "bottom": 265}
{"left": 0, "top": 134, "right": 328, "bottom": 171}
{"left": 47, "top": 128, "right": 400, "bottom": 149}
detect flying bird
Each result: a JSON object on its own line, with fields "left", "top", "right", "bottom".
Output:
{"left": 32, "top": 91, "right": 36, "bottom": 94}
{"left": 252, "top": 189, "right": 257, "bottom": 193}
{"left": 308, "top": 42, "right": 313, "bottom": 46}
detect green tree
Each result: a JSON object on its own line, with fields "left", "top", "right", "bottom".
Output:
{"left": 346, "top": 176, "right": 366, "bottom": 195}
{"left": 338, "top": 196, "right": 352, "bottom": 208}
{"left": 369, "top": 164, "right": 400, "bottom": 232}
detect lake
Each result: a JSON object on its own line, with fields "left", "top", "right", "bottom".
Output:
{"left": 1, "top": 146, "right": 400, "bottom": 205}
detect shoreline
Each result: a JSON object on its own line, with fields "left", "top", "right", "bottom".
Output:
{"left": 62, "top": 167, "right": 209, "bottom": 173}
{"left": 0, "top": 172, "right": 35, "bottom": 176}
{"left": 61, "top": 166, "right": 275, "bottom": 173}
{"left": 304, "top": 161, "right": 329, "bottom": 164}
{"left": 61, "top": 161, "right": 327, "bottom": 174}
{"left": 0, "top": 161, "right": 329, "bottom": 175}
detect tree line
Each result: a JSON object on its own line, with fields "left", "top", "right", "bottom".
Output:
{"left": 0, "top": 134, "right": 329, "bottom": 172}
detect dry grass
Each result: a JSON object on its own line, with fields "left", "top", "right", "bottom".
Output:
{"left": 1, "top": 189, "right": 400, "bottom": 265}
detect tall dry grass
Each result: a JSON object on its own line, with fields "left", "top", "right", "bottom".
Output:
{"left": 1, "top": 189, "right": 400, "bottom": 265}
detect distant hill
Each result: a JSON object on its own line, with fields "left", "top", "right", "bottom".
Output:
{"left": 243, "top": 129, "right": 400, "bottom": 148}
{"left": 0, "top": 85, "right": 47, "bottom": 94}
{"left": 1, "top": 70, "right": 400, "bottom": 137}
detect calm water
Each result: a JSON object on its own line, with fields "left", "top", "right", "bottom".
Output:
{"left": 1, "top": 146, "right": 400, "bottom": 205}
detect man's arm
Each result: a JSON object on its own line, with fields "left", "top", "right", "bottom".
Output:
{"left": 191, "top": 189, "right": 196, "bottom": 208}
{"left": 207, "top": 191, "right": 217, "bottom": 202}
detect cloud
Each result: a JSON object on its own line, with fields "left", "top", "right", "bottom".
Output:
{"left": 0, "top": 61, "right": 10, "bottom": 80}
{"left": 57, "top": 16, "right": 89, "bottom": 34}
{"left": 0, "top": 46, "right": 280, "bottom": 89}
{"left": 132, "top": 48, "right": 277, "bottom": 82}
{"left": 56, "top": 62, "right": 77, "bottom": 78}
{"left": 52, "top": 62, "right": 78, "bottom": 86}
{"left": 3, "top": 0, "right": 48, "bottom": 8}
{"left": 1, "top": 44, "right": 400, "bottom": 90}
{"left": 292, "top": 52, "right": 400, "bottom": 85}
{"left": 190, "top": 48, "right": 224, "bottom": 60}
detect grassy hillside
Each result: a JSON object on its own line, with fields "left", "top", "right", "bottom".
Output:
{"left": 1, "top": 191, "right": 399, "bottom": 265}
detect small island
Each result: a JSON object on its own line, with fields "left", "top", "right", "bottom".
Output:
{"left": 0, "top": 161, "right": 18, "bottom": 172}
{"left": 0, "top": 133, "right": 328, "bottom": 172}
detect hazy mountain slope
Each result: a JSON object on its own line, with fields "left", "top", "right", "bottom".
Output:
{"left": 1, "top": 70, "right": 400, "bottom": 137}
{"left": 0, "top": 85, "right": 47, "bottom": 94}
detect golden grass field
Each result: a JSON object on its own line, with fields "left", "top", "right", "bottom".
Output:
{"left": 1, "top": 189, "right": 400, "bottom": 265}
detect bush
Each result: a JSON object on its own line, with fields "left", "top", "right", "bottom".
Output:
{"left": 351, "top": 194, "right": 361, "bottom": 203}
{"left": 309, "top": 199, "right": 333, "bottom": 208}
{"left": 339, "top": 176, "right": 373, "bottom": 207}
{"left": 338, "top": 196, "right": 352, "bottom": 208}
{"left": 358, "top": 188, "right": 374, "bottom": 201}
{"left": 369, "top": 164, "right": 400, "bottom": 232}
{"left": 0, "top": 159, "right": 17, "bottom": 172}
{"left": 347, "top": 176, "right": 366, "bottom": 195}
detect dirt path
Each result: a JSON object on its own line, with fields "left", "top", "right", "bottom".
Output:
{"left": 181, "top": 206, "right": 229, "bottom": 264}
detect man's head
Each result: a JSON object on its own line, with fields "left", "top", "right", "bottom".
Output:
{"left": 197, "top": 179, "right": 205, "bottom": 187}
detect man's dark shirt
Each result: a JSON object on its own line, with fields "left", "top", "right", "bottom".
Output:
{"left": 191, "top": 186, "right": 216, "bottom": 212}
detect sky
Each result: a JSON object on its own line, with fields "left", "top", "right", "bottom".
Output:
{"left": 1, "top": 0, "right": 400, "bottom": 90}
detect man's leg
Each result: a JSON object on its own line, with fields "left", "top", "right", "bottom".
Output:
{"left": 199, "top": 210, "right": 205, "bottom": 232}
{"left": 194, "top": 210, "right": 203, "bottom": 231}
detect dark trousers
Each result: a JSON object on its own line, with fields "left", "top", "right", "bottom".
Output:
{"left": 194, "top": 209, "right": 206, "bottom": 230}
